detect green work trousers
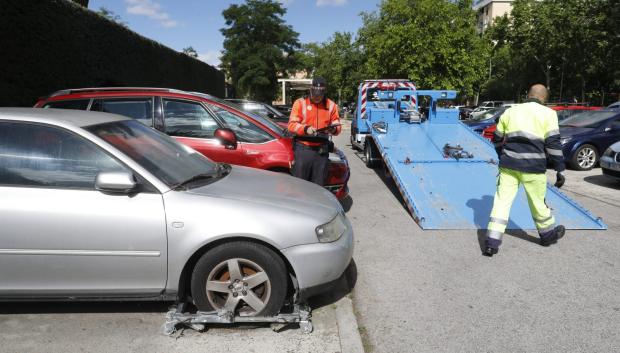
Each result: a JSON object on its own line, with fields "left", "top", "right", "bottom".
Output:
{"left": 486, "top": 167, "right": 556, "bottom": 246}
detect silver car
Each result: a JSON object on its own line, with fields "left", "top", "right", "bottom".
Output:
{"left": 0, "top": 108, "right": 353, "bottom": 316}
{"left": 601, "top": 141, "right": 620, "bottom": 181}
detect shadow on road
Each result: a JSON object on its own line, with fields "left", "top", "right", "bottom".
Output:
{"left": 584, "top": 174, "right": 620, "bottom": 190}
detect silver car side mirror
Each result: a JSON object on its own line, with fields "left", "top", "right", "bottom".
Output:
{"left": 95, "top": 171, "right": 137, "bottom": 194}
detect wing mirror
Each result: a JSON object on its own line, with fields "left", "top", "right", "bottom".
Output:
{"left": 95, "top": 171, "right": 137, "bottom": 194}
{"left": 215, "top": 128, "right": 238, "bottom": 150}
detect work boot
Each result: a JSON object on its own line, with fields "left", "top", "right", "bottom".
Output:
{"left": 482, "top": 247, "right": 499, "bottom": 257}
{"left": 540, "top": 225, "right": 566, "bottom": 247}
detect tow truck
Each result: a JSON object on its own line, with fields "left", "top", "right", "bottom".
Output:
{"left": 351, "top": 79, "right": 606, "bottom": 230}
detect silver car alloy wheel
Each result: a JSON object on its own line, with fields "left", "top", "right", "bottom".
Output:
{"left": 577, "top": 146, "right": 596, "bottom": 169}
{"left": 205, "top": 258, "right": 271, "bottom": 316}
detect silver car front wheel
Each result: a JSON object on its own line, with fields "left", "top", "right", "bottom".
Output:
{"left": 191, "top": 242, "right": 288, "bottom": 316}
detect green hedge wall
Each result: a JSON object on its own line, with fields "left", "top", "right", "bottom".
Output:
{"left": 0, "top": 0, "right": 225, "bottom": 107}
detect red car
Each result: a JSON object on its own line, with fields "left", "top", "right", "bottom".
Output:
{"left": 481, "top": 104, "right": 603, "bottom": 142}
{"left": 35, "top": 88, "right": 349, "bottom": 199}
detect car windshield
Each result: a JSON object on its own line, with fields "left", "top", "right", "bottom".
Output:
{"left": 560, "top": 111, "right": 617, "bottom": 128}
{"left": 202, "top": 95, "right": 285, "bottom": 136}
{"left": 472, "top": 108, "right": 504, "bottom": 121}
{"left": 86, "top": 120, "right": 219, "bottom": 188}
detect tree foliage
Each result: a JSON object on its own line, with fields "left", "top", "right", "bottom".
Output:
{"left": 300, "top": 32, "right": 366, "bottom": 104}
{"left": 357, "top": 0, "right": 489, "bottom": 97}
{"left": 95, "top": 7, "right": 128, "bottom": 28}
{"left": 220, "top": 0, "right": 300, "bottom": 102}
{"left": 182, "top": 46, "right": 198, "bottom": 58}
{"left": 485, "top": 0, "right": 619, "bottom": 104}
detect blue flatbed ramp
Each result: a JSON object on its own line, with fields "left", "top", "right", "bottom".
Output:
{"left": 370, "top": 116, "right": 607, "bottom": 230}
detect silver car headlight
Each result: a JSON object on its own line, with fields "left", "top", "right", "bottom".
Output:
{"left": 316, "top": 213, "right": 347, "bottom": 243}
{"left": 560, "top": 137, "right": 572, "bottom": 145}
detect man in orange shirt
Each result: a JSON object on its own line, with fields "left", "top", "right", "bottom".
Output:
{"left": 288, "top": 77, "right": 342, "bottom": 185}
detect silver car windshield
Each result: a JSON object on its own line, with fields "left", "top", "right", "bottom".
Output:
{"left": 86, "top": 120, "right": 219, "bottom": 187}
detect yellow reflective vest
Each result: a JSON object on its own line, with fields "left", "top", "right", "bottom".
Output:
{"left": 493, "top": 99, "right": 565, "bottom": 173}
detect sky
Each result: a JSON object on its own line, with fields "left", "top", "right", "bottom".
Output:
{"left": 89, "top": 0, "right": 382, "bottom": 68}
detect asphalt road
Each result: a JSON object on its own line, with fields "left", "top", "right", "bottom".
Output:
{"left": 338, "top": 121, "right": 620, "bottom": 353}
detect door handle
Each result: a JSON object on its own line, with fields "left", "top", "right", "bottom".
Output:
{"left": 245, "top": 150, "right": 260, "bottom": 155}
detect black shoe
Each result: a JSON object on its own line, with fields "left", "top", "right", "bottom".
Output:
{"left": 482, "top": 247, "right": 498, "bottom": 257}
{"left": 540, "top": 225, "right": 566, "bottom": 247}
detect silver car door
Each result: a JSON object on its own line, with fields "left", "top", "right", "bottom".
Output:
{"left": 0, "top": 121, "right": 167, "bottom": 298}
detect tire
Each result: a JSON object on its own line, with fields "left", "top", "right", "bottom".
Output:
{"left": 571, "top": 144, "right": 598, "bottom": 171}
{"left": 364, "top": 140, "right": 379, "bottom": 168}
{"left": 191, "top": 241, "right": 288, "bottom": 317}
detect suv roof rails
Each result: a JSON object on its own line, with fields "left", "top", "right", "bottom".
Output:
{"left": 47, "top": 87, "right": 189, "bottom": 98}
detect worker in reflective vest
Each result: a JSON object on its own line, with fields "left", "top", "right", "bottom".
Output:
{"left": 288, "top": 77, "right": 341, "bottom": 185}
{"left": 484, "top": 84, "right": 566, "bottom": 257}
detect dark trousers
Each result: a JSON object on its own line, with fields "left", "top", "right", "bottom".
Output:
{"left": 292, "top": 143, "right": 329, "bottom": 186}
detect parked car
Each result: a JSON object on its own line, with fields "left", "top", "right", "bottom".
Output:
{"left": 606, "top": 102, "right": 620, "bottom": 110}
{"left": 463, "top": 106, "right": 508, "bottom": 134}
{"left": 481, "top": 105, "right": 603, "bottom": 142}
{"left": 456, "top": 105, "right": 475, "bottom": 120}
{"left": 559, "top": 110, "right": 620, "bottom": 170}
{"left": 600, "top": 141, "right": 620, "bottom": 181}
{"left": 482, "top": 123, "right": 496, "bottom": 141}
{"left": 272, "top": 104, "right": 292, "bottom": 115}
{"left": 550, "top": 104, "right": 603, "bottom": 121}
{"left": 35, "top": 88, "right": 349, "bottom": 199}
{"left": 468, "top": 101, "right": 513, "bottom": 120}
{"left": 226, "top": 99, "right": 289, "bottom": 127}
{"left": 0, "top": 108, "right": 354, "bottom": 313}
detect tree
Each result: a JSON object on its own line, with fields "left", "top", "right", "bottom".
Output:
{"left": 300, "top": 32, "right": 366, "bottom": 104}
{"left": 485, "top": 0, "right": 619, "bottom": 104}
{"left": 357, "top": 0, "right": 489, "bottom": 98}
{"left": 95, "top": 7, "right": 128, "bottom": 28}
{"left": 220, "top": 0, "right": 300, "bottom": 102}
{"left": 182, "top": 46, "right": 198, "bottom": 58}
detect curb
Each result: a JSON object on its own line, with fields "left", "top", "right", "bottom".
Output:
{"left": 335, "top": 296, "right": 365, "bottom": 353}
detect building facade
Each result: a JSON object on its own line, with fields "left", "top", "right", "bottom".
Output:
{"left": 473, "top": 0, "right": 514, "bottom": 32}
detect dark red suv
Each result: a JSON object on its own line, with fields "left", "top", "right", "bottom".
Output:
{"left": 35, "top": 88, "right": 349, "bottom": 199}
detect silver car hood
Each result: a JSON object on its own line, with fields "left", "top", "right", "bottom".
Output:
{"left": 185, "top": 165, "right": 340, "bottom": 220}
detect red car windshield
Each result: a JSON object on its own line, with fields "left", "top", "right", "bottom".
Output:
{"left": 193, "top": 93, "right": 286, "bottom": 136}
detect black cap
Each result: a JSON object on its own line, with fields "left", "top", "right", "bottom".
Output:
{"left": 311, "top": 77, "right": 327, "bottom": 88}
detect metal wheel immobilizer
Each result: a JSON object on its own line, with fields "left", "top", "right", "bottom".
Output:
{"left": 206, "top": 258, "right": 270, "bottom": 316}
{"left": 577, "top": 147, "right": 596, "bottom": 169}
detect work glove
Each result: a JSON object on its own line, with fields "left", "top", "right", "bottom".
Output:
{"left": 554, "top": 171, "right": 565, "bottom": 188}
{"left": 305, "top": 126, "right": 316, "bottom": 136}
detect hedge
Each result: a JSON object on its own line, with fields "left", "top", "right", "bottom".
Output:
{"left": 0, "top": 0, "right": 225, "bottom": 107}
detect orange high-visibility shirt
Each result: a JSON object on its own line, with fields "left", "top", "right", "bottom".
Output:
{"left": 288, "top": 97, "right": 341, "bottom": 146}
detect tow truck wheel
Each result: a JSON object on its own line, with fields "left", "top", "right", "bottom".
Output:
{"left": 364, "top": 141, "right": 378, "bottom": 168}
{"left": 191, "top": 241, "right": 288, "bottom": 317}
